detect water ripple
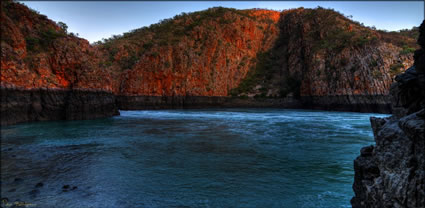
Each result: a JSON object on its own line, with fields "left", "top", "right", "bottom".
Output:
{"left": 1, "top": 109, "right": 388, "bottom": 208}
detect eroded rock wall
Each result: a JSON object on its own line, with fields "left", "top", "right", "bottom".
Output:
{"left": 1, "top": 86, "right": 118, "bottom": 126}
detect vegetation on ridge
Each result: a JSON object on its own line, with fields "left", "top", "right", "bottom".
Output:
{"left": 1, "top": 1, "right": 416, "bottom": 97}
{"left": 229, "top": 6, "right": 415, "bottom": 98}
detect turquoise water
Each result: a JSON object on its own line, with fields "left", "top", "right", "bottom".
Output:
{"left": 1, "top": 109, "right": 387, "bottom": 208}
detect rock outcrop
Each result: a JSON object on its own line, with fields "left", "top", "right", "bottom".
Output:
{"left": 352, "top": 20, "right": 425, "bottom": 208}
{"left": 0, "top": 86, "right": 118, "bottom": 125}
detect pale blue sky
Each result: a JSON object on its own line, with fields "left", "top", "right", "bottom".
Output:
{"left": 21, "top": 1, "right": 424, "bottom": 43}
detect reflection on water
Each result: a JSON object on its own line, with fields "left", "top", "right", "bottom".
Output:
{"left": 1, "top": 109, "right": 388, "bottom": 208}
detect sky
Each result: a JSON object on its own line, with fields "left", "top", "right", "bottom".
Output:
{"left": 21, "top": 1, "right": 424, "bottom": 43}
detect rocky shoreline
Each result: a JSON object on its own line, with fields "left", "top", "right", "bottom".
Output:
{"left": 351, "top": 21, "right": 425, "bottom": 208}
{"left": 0, "top": 87, "right": 119, "bottom": 126}
{"left": 118, "top": 94, "right": 393, "bottom": 112}
{"left": 116, "top": 95, "right": 302, "bottom": 110}
{"left": 2, "top": 87, "right": 395, "bottom": 126}
{"left": 299, "top": 95, "right": 392, "bottom": 114}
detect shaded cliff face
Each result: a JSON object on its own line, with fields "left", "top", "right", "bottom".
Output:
{"left": 352, "top": 20, "right": 425, "bottom": 208}
{"left": 231, "top": 8, "right": 415, "bottom": 98}
{"left": 1, "top": 1, "right": 114, "bottom": 91}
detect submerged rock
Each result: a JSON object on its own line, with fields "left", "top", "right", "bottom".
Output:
{"left": 62, "top": 185, "right": 78, "bottom": 192}
{"left": 35, "top": 182, "right": 44, "bottom": 188}
{"left": 13, "top": 178, "right": 23, "bottom": 183}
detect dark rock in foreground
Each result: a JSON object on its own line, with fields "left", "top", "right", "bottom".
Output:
{"left": 351, "top": 20, "right": 425, "bottom": 208}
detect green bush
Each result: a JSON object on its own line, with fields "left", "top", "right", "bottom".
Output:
{"left": 230, "top": 52, "right": 271, "bottom": 96}
{"left": 164, "top": 61, "right": 171, "bottom": 68}
{"left": 25, "top": 37, "right": 40, "bottom": 52}
{"left": 57, "top": 21, "right": 68, "bottom": 34}
{"left": 39, "top": 28, "right": 65, "bottom": 49}
{"left": 108, "top": 47, "right": 119, "bottom": 62}
{"left": 25, "top": 28, "right": 64, "bottom": 53}
{"left": 369, "top": 59, "right": 378, "bottom": 68}
{"left": 219, "top": 18, "right": 232, "bottom": 24}
{"left": 353, "top": 35, "right": 370, "bottom": 47}
{"left": 304, "top": 8, "right": 380, "bottom": 53}
{"left": 143, "top": 42, "right": 154, "bottom": 50}
{"left": 390, "top": 63, "right": 404, "bottom": 76}
{"left": 372, "top": 70, "right": 383, "bottom": 79}
{"left": 400, "top": 45, "right": 416, "bottom": 55}
{"left": 119, "top": 55, "right": 139, "bottom": 70}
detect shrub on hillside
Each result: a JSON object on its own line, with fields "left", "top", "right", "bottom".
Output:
{"left": 390, "top": 63, "right": 405, "bottom": 77}
{"left": 400, "top": 45, "right": 416, "bottom": 55}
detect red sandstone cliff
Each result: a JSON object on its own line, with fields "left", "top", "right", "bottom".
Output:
{"left": 97, "top": 8, "right": 281, "bottom": 96}
{"left": 230, "top": 8, "right": 415, "bottom": 98}
{"left": 1, "top": 1, "right": 118, "bottom": 125}
{"left": 1, "top": 1, "right": 114, "bottom": 91}
{"left": 96, "top": 7, "right": 415, "bottom": 98}
{"left": 1, "top": 2, "right": 418, "bottom": 109}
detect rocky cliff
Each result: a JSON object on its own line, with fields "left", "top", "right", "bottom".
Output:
{"left": 99, "top": 7, "right": 415, "bottom": 112}
{"left": 1, "top": 1, "right": 118, "bottom": 125}
{"left": 0, "top": 1, "right": 418, "bottom": 125}
{"left": 230, "top": 8, "right": 415, "bottom": 112}
{"left": 352, "top": 20, "right": 425, "bottom": 208}
{"left": 98, "top": 8, "right": 281, "bottom": 96}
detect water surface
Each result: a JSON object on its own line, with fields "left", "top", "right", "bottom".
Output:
{"left": 1, "top": 109, "right": 387, "bottom": 208}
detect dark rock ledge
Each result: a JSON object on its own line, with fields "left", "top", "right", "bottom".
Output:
{"left": 2, "top": 86, "right": 392, "bottom": 126}
{"left": 0, "top": 86, "right": 119, "bottom": 126}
